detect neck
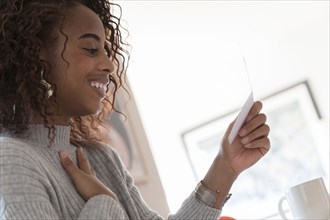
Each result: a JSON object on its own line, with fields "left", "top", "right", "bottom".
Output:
{"left": 32, "top": 112, "right": 71, "bottom": 126}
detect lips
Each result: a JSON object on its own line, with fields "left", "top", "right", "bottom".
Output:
{"left": 90, "top": 81, "right": 107, "bottom": 92}
{"left": 88, "top": 77, "right": 109, "bottom": 98}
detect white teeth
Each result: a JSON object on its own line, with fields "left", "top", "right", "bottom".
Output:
{"left": 90, "top": 82, "right": 107, "bottom": 92}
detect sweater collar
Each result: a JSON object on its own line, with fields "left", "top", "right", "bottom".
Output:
{"left": 27, "top": 124, "right": 74, "bottom": 151}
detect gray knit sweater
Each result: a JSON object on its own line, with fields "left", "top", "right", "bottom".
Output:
{"left": 0, "top": 125, "right": 220, "bottom": 219}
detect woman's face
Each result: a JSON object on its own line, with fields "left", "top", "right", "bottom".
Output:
{"left": 43, "top": 4, "right": 114, "bottom": 123}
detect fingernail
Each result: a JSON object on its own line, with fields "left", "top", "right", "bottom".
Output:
{"left": 239, "top": 130, "right": 246, "bottom": 136}
{"left": 241, "top": 137, "right": 249, "bottom": 144}
{"left": 59, "top": 150, "right": 68, "bottom": 159}
{"left": 245, "top": 143, "right": 252, "bottom": 148}
{"left": 79, "top": 147, "right": 85, "bottom": 156}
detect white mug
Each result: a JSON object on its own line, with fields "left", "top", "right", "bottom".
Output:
{"left": 278, "top": 177, "right": 330, "bottom": 219}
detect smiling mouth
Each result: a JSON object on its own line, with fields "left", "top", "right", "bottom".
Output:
{"left": 90, "top": 81, "right": 108, "bottom": 97}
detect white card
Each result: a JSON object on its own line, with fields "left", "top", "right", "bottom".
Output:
{"left": 228, "top": 91, "right": 254, "bottom": 144}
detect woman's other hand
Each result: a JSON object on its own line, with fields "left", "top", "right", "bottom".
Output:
{"left": 220, "top": 100, "right": 271, "bottom": 175}
{"left": 201, "top": 101, "right": 270, "bottom": 209}
{"left": 59, "top": 147, "right": 118, "bottom": 201}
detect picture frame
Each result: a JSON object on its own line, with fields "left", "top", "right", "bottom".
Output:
{"left": 181, "top": 80, "right": 328, "bottom": 219}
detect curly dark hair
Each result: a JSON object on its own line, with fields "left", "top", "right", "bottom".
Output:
{"left": 0, "top": 0, "right": 130, "bottom": 142}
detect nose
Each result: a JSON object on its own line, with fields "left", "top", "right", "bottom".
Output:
{"left": 100, "top": 53, "right": 115, "bottom": 74}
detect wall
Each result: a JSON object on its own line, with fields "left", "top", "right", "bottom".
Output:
{"left": 123, "top": 91, "right": 170, "bottom": 217}
{"left": 117, "top": 0, "right": 329, "bottom": 218}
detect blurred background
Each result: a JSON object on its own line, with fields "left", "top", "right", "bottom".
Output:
{"left": 111, "top": 1, "right": 329, "bottom": 219}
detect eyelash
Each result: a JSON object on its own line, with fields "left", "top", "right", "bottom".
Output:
{"left": 83, "top": 48, "right": 98, "bottom": 55}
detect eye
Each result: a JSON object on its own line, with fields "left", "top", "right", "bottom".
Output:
{"left": 83, "top": 48, "right": 98, "bottom": 55}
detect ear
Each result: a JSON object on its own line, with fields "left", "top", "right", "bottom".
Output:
{"left": 39, "top": 47, "right": 48, "bottom": 61}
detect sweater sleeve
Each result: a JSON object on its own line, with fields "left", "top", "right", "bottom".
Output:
{"left": 78, "top": 195, "right": 127, "bottom": 220}
{"left": 168, "top": 193, "right": 221, "bottom": 220}
{"left": 0, "top": 139, "right": 127, "bottom": 220}
{"left": 109, "top": 147, "right": 222, "bottom": 220}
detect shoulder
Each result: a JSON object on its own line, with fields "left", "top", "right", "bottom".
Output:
{"left": 0, "top": 136, "right": 41, "bottom": 168}
{"left": 1, "top": 136, "right": 35, "bottom": 154}
{"left": 0, "top": 136, "right": 27, "bottom": 146}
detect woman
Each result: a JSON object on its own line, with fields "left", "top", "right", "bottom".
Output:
{"left": 0, "top": 0, "right": 270, "bottom": 219}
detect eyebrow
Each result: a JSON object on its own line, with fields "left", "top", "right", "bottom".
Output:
{"left": 78, "top": 33, "right": 100, "bottom": 42}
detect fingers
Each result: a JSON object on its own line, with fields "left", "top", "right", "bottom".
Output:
{"left": 238, "top": 100, "right": 271, "bottom": 156}
{"left": 245, "top": 101, "right": 263, "bottom": 122}
{"left": 244, "top": 134, "right": 271, "bottom": 149}
{"left": 60, "top": 149, "right": 96, "bottom": 178}
{"left": 59, "top": 149, "right": 115, "bottom": 201}
{"left": 240, "top": 122, "right": 271, "bottom": 156}
{"left": 224, "top": 101, "right": 264, "bottom": 145}
{"left": 59, "top": 150, "right": 82, "bottom": 180}
{"left": 76, "top": 147, "right": 92, "bottom": 175}
{"left": 258, "top": 145, "right": 270, "bottom": 156}
{"left": 239, "top": 113, "right": 267, "bottom": 137}
{"left": 239, "top": 113, "right": 270, "bottom": 147}
{"left": 248, "top": 137, "right": 271, "bottom": 156}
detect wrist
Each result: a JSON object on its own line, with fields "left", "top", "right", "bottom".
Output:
{"left": 201, "top": 156, "right": 238, "bottom": 209}
{"left": 194, "top": 181, "right": 232, "bottom": 210}
{"left": 203, "top": 156, "right": 238, "bottom": 190}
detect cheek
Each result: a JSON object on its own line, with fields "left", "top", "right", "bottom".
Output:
{"left": 47, "top": 50, "right": 68, "bottom": 81}
{"left": 76, "top": 54, "right": 94, "bottom": 68}
{"left": 49, "top": 53, "right": 88, "bottom": 81}
{"left": 47, "top": 49, "right": 96, "bottom": 94}
{"left": 70, "top": 51, "right": 95, "bottom": 72}
{"left": 73, "top": 58, "right": 96, "bottom": 81}
{"left": 54, "top": 58, "right": 93, "bottom": 96}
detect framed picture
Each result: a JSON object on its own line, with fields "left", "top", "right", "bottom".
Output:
{"left": 100, "top": 86, "right": 149, "bottom": 184}
{"left": 181, "top": 80, "right": 328, "bottom": 219}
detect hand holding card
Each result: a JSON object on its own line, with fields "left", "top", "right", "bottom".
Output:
{"left": 228, "top": 92, "right": 254, "bottom": 144}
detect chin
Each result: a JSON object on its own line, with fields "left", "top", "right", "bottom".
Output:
{"left": 78, "top": 104, "right": 102, "bottom": 117}
{"left": 90, "top": 104, "right": 103, "bottom": 115}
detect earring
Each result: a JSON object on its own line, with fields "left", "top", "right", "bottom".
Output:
{"left": 40, "top": 69, "right": 54, "bottom": 98}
